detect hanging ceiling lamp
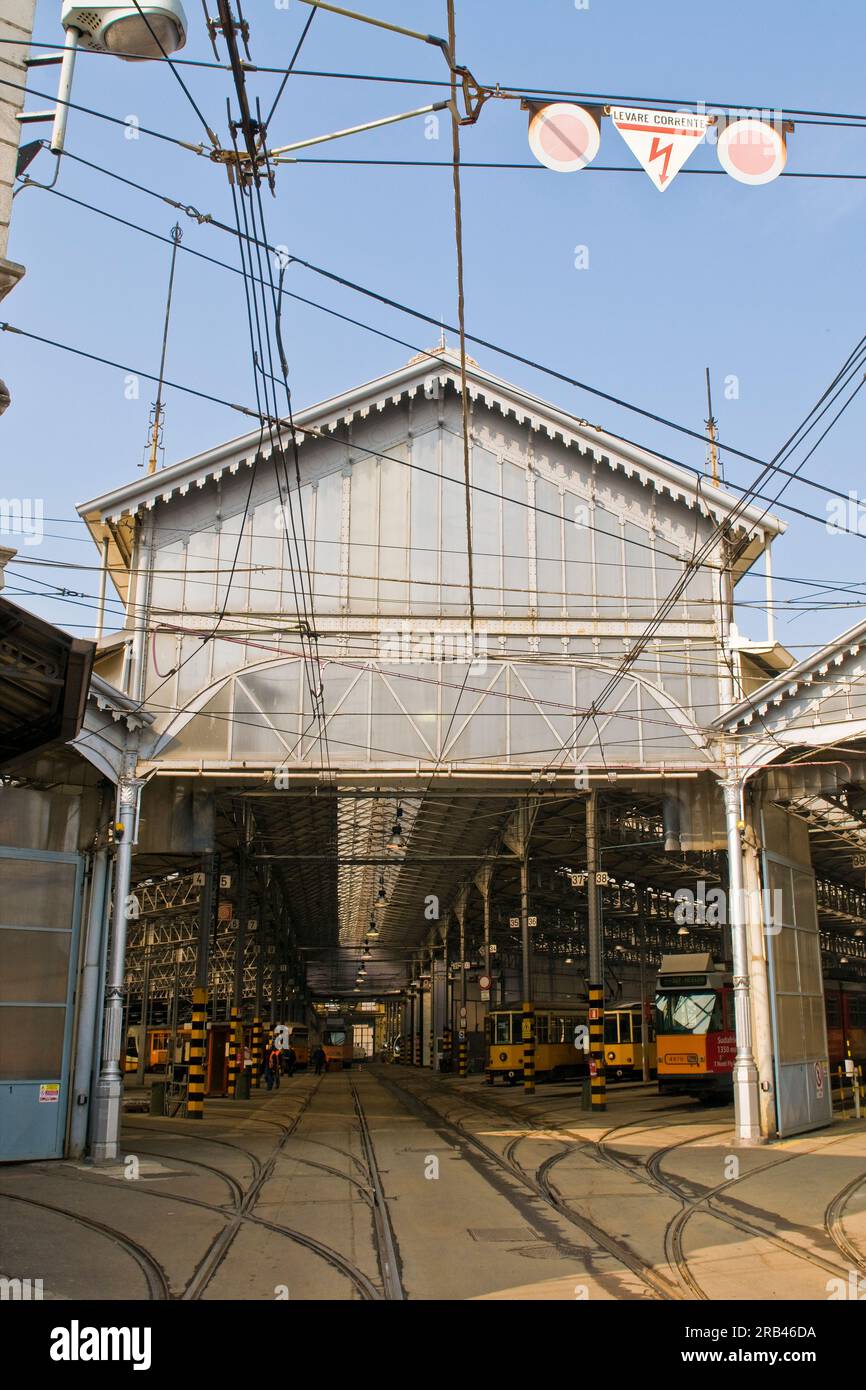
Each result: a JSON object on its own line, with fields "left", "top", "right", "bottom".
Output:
{"left": 387, "top": 804, "right": 404, "bottom": 852}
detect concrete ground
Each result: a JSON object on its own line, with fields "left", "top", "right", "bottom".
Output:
{"left": 2, "top": 1065, "right": 865, "bottom": 1301}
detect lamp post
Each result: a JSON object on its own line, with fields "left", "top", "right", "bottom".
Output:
{"left": 19, "top": 3, "right": 188, "bottom": 159}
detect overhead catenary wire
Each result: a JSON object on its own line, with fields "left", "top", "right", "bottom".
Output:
{"left": 15, "top": 172, "right": 866, "bottom": 550}
{"left": 6, "top": 38, "right": 866, "bottom": 125}
{"left": 29, "top": 143, "right": 866, "bottom": 518}
{"left": 263, "top": 5, "right": 318, "bottom": 131}
{"left": 129, "top": 0, "right": 221, "bottom": 147}
{"left": 539, "top": 333, "right": 866, "bottom": 779}
{"left": 446, "top": 0, "right": 476, "bottom": 634}
{"left": 215, "top": 15, "right": 334, "bottom": 782}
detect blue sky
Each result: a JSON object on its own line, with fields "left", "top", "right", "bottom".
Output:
{"left": 4, "top": 0, "right": 866, "bottom": 655}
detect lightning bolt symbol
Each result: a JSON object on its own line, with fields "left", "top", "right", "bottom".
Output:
{"left": 649, "top": 135, "right": 674, "bottom": 185}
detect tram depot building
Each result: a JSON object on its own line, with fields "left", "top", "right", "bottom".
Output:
{"left": 3, "top": 347, "right": 866, "bottom": 1164}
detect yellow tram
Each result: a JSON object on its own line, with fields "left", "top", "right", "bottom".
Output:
{"left": 485, "top": 1007, "right": 588, "bottom": 1084}
{"left": 604, "top": 1003, "right": 656, "bottom": 1080}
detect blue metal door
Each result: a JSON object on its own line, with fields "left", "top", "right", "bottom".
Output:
{"left": 0, "top": 848, "right": 84, "bottom": 1161}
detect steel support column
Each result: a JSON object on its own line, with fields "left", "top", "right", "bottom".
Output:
{"left": 457, "top": 901, "right": 468, "bottom": 1078}
{"left": 70, "top": 837, "right": 111, "bottom": 1158}
{"left": 91, "top": 754, "right": 142, "bottom": 1162}
{"left": 638, "top": 886, "right": 650, "bottom": 1085}
{"left": 586, "top": 789, "right": 606, "bottom": 1110}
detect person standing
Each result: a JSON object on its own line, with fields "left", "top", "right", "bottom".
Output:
{"left": 312, "top": 1044, "right": 326, "bottom": 1076}
{"left": 263, "top": 1037, "right": 275, "bottom": 1091}
{"left": 268, "top": 1040, "right": 281, "bottom": 1089}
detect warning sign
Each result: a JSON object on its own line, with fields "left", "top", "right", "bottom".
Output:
{"left": 815, "top": 1060, "right": 825, "bottom": 1100}
{"left": 610, "top": 106, "right": 711, "bottom": 191}
{"left": 39, "top": 1084, "right": 60, "bottom": 1104}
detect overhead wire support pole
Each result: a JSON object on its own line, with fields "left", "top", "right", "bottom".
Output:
{"left": 446, "top": 0, "right": 476, "bottom": 636}
{"left": 210, "top": 0, "right": 263, "bottom": 183}
{"left": 146, "top": 223, "right": 183, "bottom": 475}
{"left": 293, "top": 0, "right": 450, "bottom": 53}
{"left": 705, "top": 367, "right": 720, "bottom": 487}
{"left": 268, "top": 102, "right": 449, "bottom": 159}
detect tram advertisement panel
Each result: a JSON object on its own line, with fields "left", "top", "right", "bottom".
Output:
{"left": 706, "top": 1030, "right": 736, "bottom": 1073}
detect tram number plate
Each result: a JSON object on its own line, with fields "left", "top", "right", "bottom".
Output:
{"left": 853, "top": 854, "right": 866, "bottom": 868}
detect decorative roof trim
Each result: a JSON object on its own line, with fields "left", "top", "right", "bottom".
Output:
{"left": 715, "top": 617, "right": 866, "bottom": 733}
{"left": 78, "top": 353, "right": 784, "bottom": 552}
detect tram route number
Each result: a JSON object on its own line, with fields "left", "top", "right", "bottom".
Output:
{"left": 853, "top": 853, "right": 866, "bottom": 868}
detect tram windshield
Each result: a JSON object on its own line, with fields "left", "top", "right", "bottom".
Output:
{"left": 325, "top": 1029, "right": 347, "bottom": 1046}
{"left": 655, "top": 990, "right": 722, "bottom": 1036}
{"left": 488, "top": 1015, "right": 524, "bottom": 1044}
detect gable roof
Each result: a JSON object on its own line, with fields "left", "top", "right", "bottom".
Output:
{"left": 78, "top": 346, "right": 784, "bottom": 600}
{"left": 715, "top": 613, "right": 866, "bottom": 734}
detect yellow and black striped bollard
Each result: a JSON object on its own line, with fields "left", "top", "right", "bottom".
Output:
{"left": 251, "top": 1017, "right": 262, "bottom": 1088}
{"left": 522, "top": 1001, "right": 535, "bottom": 1093}
{"left": 589, "top": 986, "right": 606, "bottom": 1111}
{"left": 187, "top": 986, "right": 208, "bottom": 1119}
{"left": 227, "top": 1007, "right": 240, "bottom": 1097}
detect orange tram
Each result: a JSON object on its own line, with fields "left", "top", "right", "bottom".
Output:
{"left": 655, "top": 953, "right": 866, "bottom": 1103}
{"left": 321, "top": 1017, "right": 353, "bottom": 1069}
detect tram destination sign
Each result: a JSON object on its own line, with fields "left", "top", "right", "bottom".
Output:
{"left": 659, "top": 973, "right": 709, "bottom": 988}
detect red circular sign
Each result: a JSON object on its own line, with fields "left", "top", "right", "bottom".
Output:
{"left": 528, "top": 103, "right": 601, "bottom": 173}
{"left": 717, "top": 119, "right": 786, "bottom": 185}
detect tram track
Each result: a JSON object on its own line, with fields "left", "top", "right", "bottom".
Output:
{"left": 472, "top": 1093, "right": 718, "bottom": 1298}
{"left": 823, "top": 1171, "right": 866, "bottom": 1275}
{"left": 350, "top": 1082, "right": 405, "bottom": 1300}
{"left": 377, "top": 1069, "right": 676, "bottom": 1300}
{"left": 395, "top": 1071, "right": 866, "bottom": 1299}
{"left": 0, "top": 1189, "right": 172, "bottom": 1300}
{"left": 105, "top": 1135, "right": 381, "bottom": 1300}
{"left": 127, "top": 1075, "right": 390, "bottom": 1300}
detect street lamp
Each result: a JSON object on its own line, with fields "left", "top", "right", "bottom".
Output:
{"left": 62, "top": 2, "right": 187, "bottom": 59}
{"left": 22, "top": 4, "right": 188, "bottom": 158}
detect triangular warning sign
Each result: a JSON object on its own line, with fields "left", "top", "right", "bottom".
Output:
{"left": 611, "top": 107, "right": 711, "bottom": 191}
